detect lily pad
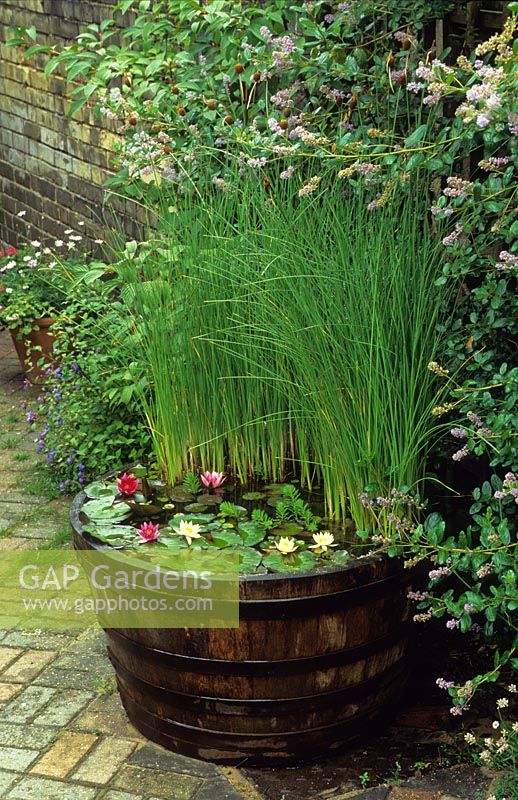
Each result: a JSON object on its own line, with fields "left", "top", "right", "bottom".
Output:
{"left": 155, "top": 533, "right": 188, "bottom": 551}
{"left": 263, "top": 483, "right": 287, "bottom": 494}
{"left": 210, "top": 530, "right": 243, "bottom": 548}
{"left": 330, "top": 549, "right": 351, "bottom": 565}
{"left": 238, "top": 521, "right": 267, "bottom": 547}
{"left": 83, "top": 524, "right": 137, "bottom": 547}
{"left": 84, "top": 482, "right": 119, "bottom": 500}
{"left": 274, "top": 522, "right": 304, "bottom": 536}
{"left": 241, "top": 491, "right": 266, "bottom": 501}
{"left": 197, "top": 494, "right": 223, "bottom": 505}
{"left": 170, "top": 491, "right": 195, "bottom": 503}
{"left": 132, "top": 465, "right": 148, "bottom": 478}
{"left": 82, "top": 499, "right": 131, "bottom": 523}
{"left": 266, "top": 496, "right": 283, "bottom": 508}
{"left": 184, "top": 503, "right": 209, "bottom": 513}
{"left": 126, "top": 501, "right": 163, "bottom": 517}
{"left": 236, "top": 547, "right": 263, "bottom": 573}
{"left": 262, "top": 550, "right": 316, "bottom": 573}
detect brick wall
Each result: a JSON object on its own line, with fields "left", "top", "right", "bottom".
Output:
{"left": 0, "top": 0, "right": 136, "bottom": 246}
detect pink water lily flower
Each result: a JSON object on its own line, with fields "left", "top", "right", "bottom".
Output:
{"left": 117, "top": 472, "right": 139, "bottom": 495}
{"left": 201, "top": 470, "right": 226, "bottom": 489}
{"left": 138, "top": 521, "right": 160, "bottom": 542}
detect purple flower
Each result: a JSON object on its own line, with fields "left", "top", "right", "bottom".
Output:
{"left": 446, "top": 619, "right": 460, "bottom": 629}
{"left": 436, "top": 678, "right": 454, "bottom": 690}
{"left": 463, "top": 603, "right": 474, "bottom": 613}
{"left": 71, "top": 362, "right": 80, "bottom": 374}
{"left": 452, "top": 445, "right": 469, "bottom": 462}
{"left": 26, "top": 411, "right": 34, "bottom": 423}
{"left": 450, "top": 427, "right": 467, "bottom": 439}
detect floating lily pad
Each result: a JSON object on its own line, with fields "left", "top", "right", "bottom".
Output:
{"left": 184, "top": 503, "right": 209, "bottom": 513}
{"left": 263, "top": 483, "right": 287, "bottom": 494}
{"left": 82, "top": 499, "right": 131, "bottom": 523}
{"left": 274, "top": 522, "right": 304, "bottom": 536}
{"left": 262, "top": 550, "right": 316, "bottom": 573}
{"left": 132, "top": 465, "right": 148, "bottom": 478}
{"left": 84, "top": 482, "right": 119, "bottom": 500}
{"left": 83, "top": 524, "right": 137, "bottom": 547}
{"left": 266, "top": 496, "right": 283, "bottom": 508}
{"left": 156, "top": 532, "right": 189, "bottom": 551}
{"left": 330, "top": 549, "right": 351, "bottom": 565}
{"left": 210, "top": 530, "right": 243, "bottom": 548}
{"left": 197, "top": 494, "right": 223, "bottom": 505}
{"left": 126, "top": 501, "right": 163, "bottom": 517}
{"left": 170, "top": 491, "right": 195, "bottom": 503}
{"left": 241, "top": 491, "right": 266, "bottom": 501}
{"left": 236, "top": 547, "right": 263, "bottom": 573}
{"left": 238, "top": 521, "right": 267, "bottom": 547}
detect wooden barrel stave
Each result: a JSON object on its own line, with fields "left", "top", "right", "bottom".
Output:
{"left": 71, "top": 495, "right": 414, "bottom": 764}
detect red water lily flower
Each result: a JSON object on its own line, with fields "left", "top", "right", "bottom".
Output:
{"left": 117, "top": 472, "right": 140, "bottom": 495}
{"left": 200, "top": 470, "right": 226, "bottom": 489}
{"left": 138, "top": 521, "right": 160, "bottom": 542}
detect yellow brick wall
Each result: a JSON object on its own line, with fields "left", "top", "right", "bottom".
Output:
{"left": 0, "top": 0, "right": 138, "bottom": 245}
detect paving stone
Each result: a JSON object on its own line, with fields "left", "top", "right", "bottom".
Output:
{"left": 402, "top": 765, "right": 490, "bottom": 799}
{"left": 31, "top": 731, "right": 99, "bottom": 779}
{"left": 129, "top": 744, "right": 220, "bottom": 778}
{"left": 0, "top": 646, "right": 22, "bottom": 670}
{"left": 72, "top": 735, "right": 137, "bottom": 784}
{"left": 2, "top": 649, "right": 57, "bottom": 682}
{"left": 103, "top": 793, "right": 143, "bottom": 800}
{"left": 6, "top": 775, "right": 98, "bottom": 799}
{"left": 62, "top": 629, "right": 108, "bottom": 656}
{"left": 0, "top": 682, "right": 22, "bottom": 704}
{"left": 53, "top": 653, "right": 112, "bottom": 673}
{"left": 14, "top": 525, "right": 56, "bottom": 539}
{"left": 193, "top": 779, "right": 247, "bottom": 800}
{"left": 0, "top": 722, "right": 59, "bottom": 749}
{"left": 336, "top": 790, "right": 390, "bottom": 800}
{"left": 34, "top": 667, "right": 102, "bottom": 690}
{"left": 0, "top": 746, "right": 40, "bottom": 772}
{"left": 0, "top": 770, "right": 17, "bottom": 795}
{"left": 0, "top": 537, "right": 36, "bottom": 551}
{"left": 72, "top": 694, "right": 143, "bottom": 740}
{"left": 388, "top": 789, "right": 439, "bottom": 800}
{"left": 33, "top": 689, "right": 93, "bottom": 726}
{"left": 113, "top": 765, "right": 201, "bottom": 799}
{"left": 1, "top": 685, "right": 57, "bottom": 722}
{"left": 2, "top": 630, "right": 73, "bottom": 650}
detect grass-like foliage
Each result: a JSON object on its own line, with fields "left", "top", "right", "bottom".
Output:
{"left": 117, "top": 172, "right": 453, "bottom": 532}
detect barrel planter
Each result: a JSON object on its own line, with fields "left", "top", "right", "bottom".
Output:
{"left": 72, "top": 490, "right": 415, "bottom": 765}
{"left": 10, "top": 316, "right": 56, "bottom": 383}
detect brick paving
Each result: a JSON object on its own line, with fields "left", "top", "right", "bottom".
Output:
{"left": 0, "top": 330, "right": 492, "bottom": 800}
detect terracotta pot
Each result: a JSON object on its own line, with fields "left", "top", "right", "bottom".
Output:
{"left": 10, "top": 316, "right": 56, "bottom": 383}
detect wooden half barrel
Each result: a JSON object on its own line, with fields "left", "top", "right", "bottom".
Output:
{"left": 72, "top": 492, "right": 414, "bottom": 765}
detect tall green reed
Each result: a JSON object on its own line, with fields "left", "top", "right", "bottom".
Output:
{"left": 116, "top": 170, "right": 453, "bottom": 532}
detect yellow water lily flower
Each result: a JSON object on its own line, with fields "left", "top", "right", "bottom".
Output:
{"left": 177, "top": 520, "right": 202, "bottom": 546}
{"left": 275, "top": 537, "right": 299, "bottom": 555}
{"left": 308, "top": 531, "right": 336, "bottom": 552}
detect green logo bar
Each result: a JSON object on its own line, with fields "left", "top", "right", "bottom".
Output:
{"left": 0, "top": 550, "right": 239, "bottom": 629}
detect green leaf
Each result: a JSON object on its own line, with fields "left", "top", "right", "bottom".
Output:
{"left": 84, "top": 481, "right": 119, "bottom": 499}
{"left": 210, "top": 530, "right": 243, "bottom": 548}
{"left": 236, "top": 547, "right": 262, "bottom": 573}
{"left": 238, "top": 521, "right": 267, "bottom": 546}
{"left": 262, "top": 550, "right": 316, "bottom": 573}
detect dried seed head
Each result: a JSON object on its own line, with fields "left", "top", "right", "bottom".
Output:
{"left": 282, "top": 108, "right": 291, "bottom": 118}
{"left": 128, "top": 114, "right": 138, "bottom": 126}
{"left": 252, "top": 70, "right": 261, "bottom": 82}
{"left": 224, "top": 114, "right": 234, "bottom": 124}
{"left": 279, "top": 118, "right": 289, "bottom": 130}
{"left": 234, "top": 63, "right": 244, "bottom": 74}
{"left": 177, "top": 106, "right": 186, "bottom": 116}
{"left": 171, "top": 85, "right": 180, "bottom": 95}
{"left": 205, "top": 99, "right": 217, "bottom": 110}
